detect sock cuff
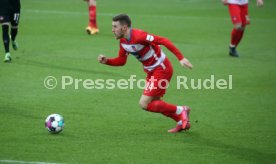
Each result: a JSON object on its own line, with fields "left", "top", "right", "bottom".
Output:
{"left": 176, "top": 106, "right": 183, "bottom": 115}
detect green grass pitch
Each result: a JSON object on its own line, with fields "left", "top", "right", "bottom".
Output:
{"left": 0, "top": 0, "right": 276, "bottom": 163}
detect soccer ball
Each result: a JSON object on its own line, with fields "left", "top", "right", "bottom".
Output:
{"left": 45, "top": 114, "right": 65, "bottom": 134}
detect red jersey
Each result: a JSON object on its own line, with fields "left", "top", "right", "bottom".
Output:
{"left": 106, "top": 28, "right": 184, "bottom": 72}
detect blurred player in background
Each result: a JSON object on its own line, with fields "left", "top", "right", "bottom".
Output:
{"left": 84, "top": 0, "right": 99, "bottom": 35}
{"left": 98, "top": 14, "right": 193, "bottom": 133}
{"left": 222, "top": 0, "right": 264, "bottom": 57}
{"left": 0, "top": 0, "right": 21, "bottom": 62}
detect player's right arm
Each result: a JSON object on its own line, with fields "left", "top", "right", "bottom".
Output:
{"left": 98, "top": 45, "right": 128, "bottom": 66}
{"left": 98, "top": 54, "right": 108, "bottom": 64}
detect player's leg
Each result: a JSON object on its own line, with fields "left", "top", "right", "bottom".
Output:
{"left": 235, "top": 4, "right": 249, "bottom": 47}
{"left": 161, "top": 111, "right": 181, "bottom": 122}
{"left": 86, "top": 0, "right": 99, "bottom": 35}
{"left": 1, "top": 15, "right": 11, "bottom": 62}
{"left": 139, "top": 95, "right": 182, "bottom": 123}
{"left": 10, "top": 12, "right": 20, "bottom": 50}
{"left": 228, "top": 4, "right": 244, "bottom": 57}
{"left": 140, "top": 65, "right": 190, "bottom": 132}
{"left": 140, "top": 96, "right": 182, "bottom": 115}
{"left": 139, "top": 95, "right": 190, "bottom": 132}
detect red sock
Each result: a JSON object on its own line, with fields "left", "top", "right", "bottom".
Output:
{"left": 236, "top": 30, "right": 244, "bottom": 46}
{"left": 161, "top": 112, "right": 180, "bottom": 122}
{"left": 231, "top": 28, "right": 244, "bottom": 47}
{"left": 231, "top": 29, "right": 239, "bottom": 46}
{"left": 89, "top": 5, "right": 97, "bottom": 28}
{"left": 147, "top": 100, "right": 177, "bottom": 114}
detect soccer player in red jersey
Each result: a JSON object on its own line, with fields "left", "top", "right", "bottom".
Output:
{"left": 98, "top": 14, "right": 193, "bottom": 133}
{"left": 222, "top": 0, "right": 264, "bottom": 57}
{"left": 84, "top": 0, "right": 99, "bottom": 35}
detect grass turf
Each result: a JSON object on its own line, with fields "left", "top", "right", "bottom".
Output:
{"left": 0, "top": 0, "right": 275, "bottom": 163}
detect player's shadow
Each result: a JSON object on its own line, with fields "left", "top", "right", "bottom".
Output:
{"left": 184, "top": 131, "right": 276, "bottom": 163}
{"left": 18, "top": 59, "right": 128, "bottom": 78}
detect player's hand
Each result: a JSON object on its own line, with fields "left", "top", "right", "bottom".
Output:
{"left": 256, "top": 0, "right": 264, "bottom": 7}
{"left": 222, "top": 0, "right": 228, "bottom": 5}
{"left": 180, "top": 58, "right": 193, "bottom": 69}
{"left": 98, "top": 54, "right": 107, "bottom": 64}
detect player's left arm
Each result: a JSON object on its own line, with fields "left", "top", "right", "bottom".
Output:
{"left": 144, "top": 33, "right": 193, "bottom": 69}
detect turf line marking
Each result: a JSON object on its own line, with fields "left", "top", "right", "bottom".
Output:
{"left": 22, "top": 9, "right": 225, "bottom": 20}
{"left": 23, "top": 9, "right": 113, "bottom": 16}
{"left": 23, "top": 9, "right": 276, "bottom": 22}
{"left": 0, "top": 159, "right": 62, "bottom": 164}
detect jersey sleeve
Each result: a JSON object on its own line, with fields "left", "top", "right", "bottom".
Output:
{"left": 140, "top": 32, "right": 185, "bottom": 61}
{"left": 106, "top": 44, "right": 128, "bottom": 66}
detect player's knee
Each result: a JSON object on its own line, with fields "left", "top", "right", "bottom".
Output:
{"left": 89, "top": 0, "right": 96, "bottom": 6}
{"left": 1, "top": 22, "right": 9, "bottom": 26}
{"left": 234, "top": 24, "right": 244, "bottom": 30}
{"left": 11, "top": 25, "right": 18, "bottom": 29}
{"left": 139, "top": 100, "right": 148, "bottom": 110}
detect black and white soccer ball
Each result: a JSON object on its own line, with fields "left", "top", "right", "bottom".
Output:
{"left": 45, "top": 114, "right": 65, "bottom": 134}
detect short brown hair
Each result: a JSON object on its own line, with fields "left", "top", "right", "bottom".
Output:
{"left": 112, "top": 14, "right": 132, "bottom": 27}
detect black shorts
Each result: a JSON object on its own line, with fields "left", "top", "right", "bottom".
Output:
{"left": 0, "top": 10, "right": 20, "bottom": 26}
{"left": 0, "top": 13, "right": 9, "bottom": 24}
{"left": 10, "top": 11, "right": 20, "bottom": 26}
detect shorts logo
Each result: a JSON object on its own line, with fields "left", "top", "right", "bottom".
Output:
{"left": 131, "top": 45, "right": 137, "bottom": 51}
{"left": 145, "top": 80, "right": 154, "bottom": 92}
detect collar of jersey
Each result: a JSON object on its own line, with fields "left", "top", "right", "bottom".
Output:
{"left": 127, "top": 28, "right": 132, "bottom": 42}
